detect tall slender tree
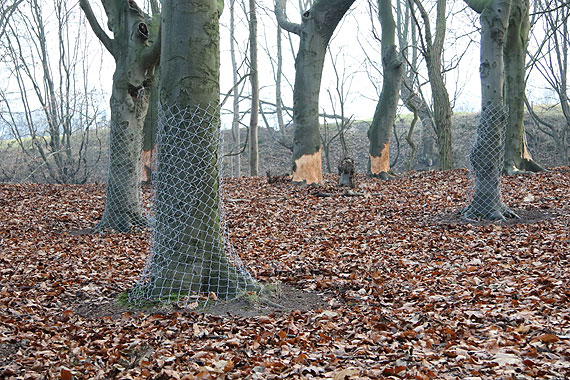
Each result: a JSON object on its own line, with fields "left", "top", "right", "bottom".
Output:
{"left": 411, "top": 0, "right": 454, "bottom": 170}
{"left": 229, "top": 0, "right": 242, "bottom": 177}
{"left": 249, "top": 0, "right": 259, "bottom": 176}
{"left": 275, "top": 0, "right": 356, "bottom": 184}
{"left": 367, "top": 0, "right": 403, "bottom": 179}
{"left": 396, "top": 0, "right": 437, "bottom": 169}
{"left": 80, "top": 0, "right": 161, "bottom": 232}
{"left": 503, "top": 0, "right": 544, "bottom": 174}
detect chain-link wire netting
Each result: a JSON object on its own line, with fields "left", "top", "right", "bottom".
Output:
{"left": 463, "top": 103, "right": 510, "bottom": 221}
{"left": 96, "top": 96, "right": 150, "bottom": 232}
{"left": 129, "top": 103, "right": 257, "bottom": 307}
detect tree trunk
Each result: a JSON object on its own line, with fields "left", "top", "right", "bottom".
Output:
{"left": 80, "top": 0, "right": 160, "bottom": 232}
{"left": 97, "top": 73, "right": 151, "bottom": 231}
{"left": 275, "top": 0, "right": 356, "bottom": 185}
{"left": 427, "top": 60, "right": 453, "bottom": 170}
{"left": 425, "top": 0, "right": 453, "bottom": 170}
{"left": 368, "top": 0, "right": 403, "bottom": 179}
{"left": 463, "top": 0, "right": 518, "bottom": 221}
{"left": 249, "top": 0, "right": 259, "bottom": 176}
{"left": 503, "top": 0, "right": 544, "bottom": 174}
{"left": 142, "top": 0, "right": 257, "bottom": 300}
{"left": 229, "top": 0, "right": 241, "bottom": 177}
{"left": 142, "top": 76, "right": 159, "bottom": 184}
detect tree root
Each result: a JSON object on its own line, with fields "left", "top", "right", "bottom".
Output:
{"left": 368, "top": 171, "right": 395, "bottom": 180}
{"left": 503, "top": 159, "right": 546, "bottom": 176}
{"left": 460, "top": 203, "right": 520, "bottom": 222}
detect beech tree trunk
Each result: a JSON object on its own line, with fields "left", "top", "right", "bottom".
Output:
{"left": 414, "top": 0, "right": 453, "bottom": 170}
{"left": 80, "top": 0, "right": 160, "bottom": 232}
{"left": 148, "top": 0, "right": 257, "bottom": 299}
{"left": 229, "top": 0, "right": 241, "bottom": 177}
{"left": 275, "top": 0, "right": 355, "bottom": 184}
{"left": 249, "top": 0, "right": 259, "bottom": 176}
{"left": 463, "top": 0, "right": 518, "bottom": 221}
{"left": 367, "top": 0, "right": 403, "bottom": 179}
{"left": 142, "top": 77, "right": 159, "bottom": 184}
{"left": 503, "top": 0, "right": 544, "bottom": 174}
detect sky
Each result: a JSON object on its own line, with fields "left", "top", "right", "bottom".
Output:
{"left": 0, "top": 0, "right": 560, "bottom": 136}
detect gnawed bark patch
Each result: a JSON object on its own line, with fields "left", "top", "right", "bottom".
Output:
{"left": 369, "top": 142, "right": 390, "bottom": 176}
{"left": 292, "top": 149, "right": 322, "bottom": 185}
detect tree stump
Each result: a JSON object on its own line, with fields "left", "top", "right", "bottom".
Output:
{"left": 338, "top": 158, "right": 355, "bottom": 188}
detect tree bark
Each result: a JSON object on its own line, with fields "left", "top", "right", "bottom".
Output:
{"left": 367, "top": 0, "right": 403, "bottom": 179}
{"left": 275, "top": 0, "right": 355, "bottom": 184}
{"left": 249, "top": 0, "right": 259, "bottom": 176}
{"left": 503, "top": 0, "right": 544, "bottom": 174}
{"left": 463, "top": 0, "right": 518, "bottom": 221}
{"left": 415, "top": 0, "right": 453, "bottom": 170}
{"left": 80, "top": 0, "right": 160, "bottom": 232}
{"left": 144, "top": 0, "right": 257, "bottom": 300}
{"left": 229, "top": 0, "right": 241, "bottom": 177}
{"left": 142, "top": 76, "right": 159, "bottom": 184}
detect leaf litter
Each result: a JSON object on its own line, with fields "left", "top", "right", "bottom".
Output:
{"left": 0, "top": 168, "right": 569, "bottom": 379}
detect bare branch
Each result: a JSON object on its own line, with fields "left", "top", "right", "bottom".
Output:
{"left": 0, "top": 0, "right": 24, "bottom": 40}
{"left": 274, "top": 0, "right": 302, "bottom": 35}
{"left": 79, "top": 0, "right": 116, "bottom": 56}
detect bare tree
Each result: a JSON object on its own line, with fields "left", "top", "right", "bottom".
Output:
{"left": 410, "top": 0, "right": 454, "bottom": 170}
{"left": 249, "top": 0, "right": 260, "bottom": 176}
{"left": 367, "top": 0, "right": 403, "bottom": 179}
{"left": 229, "top": 0, "right": 243, "bottom": 177}
{"left": 0, "top": 0, "right": 103, "bottom": 184}
{"left": 275, "top": 0, "right": 356, "bottom": 184}
{"left": 80, "top": 0, "right": 161, "bottom": 231}
{"left": 0, "top": 0, "right": 24, "bottom": 40}
{"left": 503, "top": 0, "right": 545, "bottom": 174}
{"left": 526, "top": 0, "right": 570, "bottom": 165}
{"left": 396, "top": 0, "right": 437, "bottom": 170}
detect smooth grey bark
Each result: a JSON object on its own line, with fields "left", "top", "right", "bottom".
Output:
{"left": 463, "top": 0, "right": 518, "bottom": 221}
{"left": 148, "top": 0, "right": 257, "bottom": 299}
{"left": 413, "top": 0, "right": 453, "bottom": 170}
{"left": 80, "top": 0, "right": 161, "bottom": 232}
{"left": 503, "top": 0, "right": 544, "bottom": 174}
{"left": 275, "top": 0, "right": 356, "bottom": 184}
{"left": 367, "top": 0, "right": 403, "bottom": 179}
{"left": 229, "top": 0, "right": 241, "bottom": 177}
{"left": 249, "top": 0, "right": 259, "bottom": 176}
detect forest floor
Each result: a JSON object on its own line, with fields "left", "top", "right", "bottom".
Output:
{"left": 1, "top": 168, "right": 570, "bottom": 379}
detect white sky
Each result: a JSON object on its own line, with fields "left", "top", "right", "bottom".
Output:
{"left": 0, "top": 0, "right": 559, "bottom": 133}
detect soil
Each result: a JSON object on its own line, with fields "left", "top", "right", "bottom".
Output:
{"left": 72, "top": 283, "right": 329, "bottom": 320}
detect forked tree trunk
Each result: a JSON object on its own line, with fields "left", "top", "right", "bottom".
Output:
{"left": 80, "top": 0, "right": 160, "bottom": 232}
{"left": 146, "top": 0, "right": 257, "bottom": 299}
{"left": 463, "top": 0, "right": 518, "bottom": 221}
{"left": 503, "top": 0, "right": 544, "bottom": 174}
{"left": 275, "top": 0, "right": 355, "bottom": 184}
{"left": 368, "top": 0, "right": 403, "bottom": 179}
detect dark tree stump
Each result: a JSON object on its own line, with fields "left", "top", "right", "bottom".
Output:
{"left": 338, "top": 158, "right": 355, "bottom": 188}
